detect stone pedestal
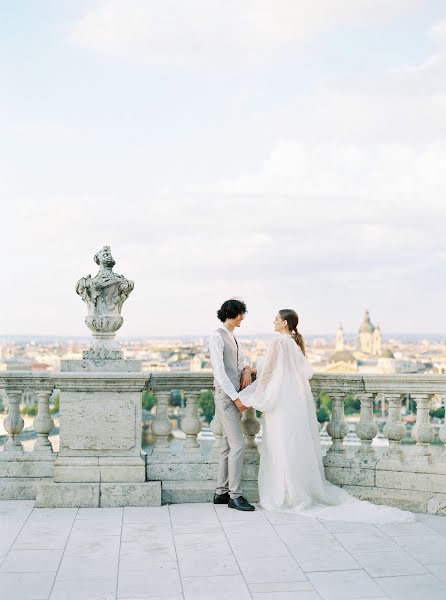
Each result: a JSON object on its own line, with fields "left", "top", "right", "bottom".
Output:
{"left": 54, "top": 359, "right": 148, "bottom": 481}
{"left": 36, "top": 350, "right": 160, "bottom": 506}
{"left": 34, "top": 246, "right": 161, "bottom": 507}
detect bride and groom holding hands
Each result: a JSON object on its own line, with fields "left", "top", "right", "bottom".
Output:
{"left": 209, "top": 298, "right": 414, "bottom": 523}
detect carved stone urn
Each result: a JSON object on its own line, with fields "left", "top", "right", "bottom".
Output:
{"left": 76, "top": 246, "right": 134, "bottom": 356}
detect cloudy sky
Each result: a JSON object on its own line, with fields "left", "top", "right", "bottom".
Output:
{"left": 1, "top": 0, "right": 446, "bottom": 337}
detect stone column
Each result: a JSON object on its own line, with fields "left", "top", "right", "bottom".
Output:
{"left": 241, "top": 408, "right": 260, "bottom": 455}
{"left": 33, "top": 389, "right": 55, "bottom": 453}
{"left": 3, "top": 390, "right": 24, "bottom": 452}
{"left": 383, "top": 393, "right": 406, "bottom": 459}
{"left": 325, "top": 393, "right": 349, "bottom": 460}
{"left": 181, "top": 391, "right": 202, "bottom": 455}
{"left": 210, "top": 406, "right": 223, "bottom": 461}
{"left": 355, "top": 393, "right": 378, "bottom": 460}
{"left": 151, "top": 392, "right": 173, "bottom": 454}
{"left": 439, "top": 395, "right": 446, "bottom": 459}
{"left": 411, "top": 393, "right": 435, "bottom": 461}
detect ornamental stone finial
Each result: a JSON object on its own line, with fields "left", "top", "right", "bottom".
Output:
{"left": 76, "top": 246, "right": 134, "bottom": 355}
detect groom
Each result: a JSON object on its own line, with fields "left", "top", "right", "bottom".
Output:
{"left": 209, "top": 299, "right": 255, "bottom": 511}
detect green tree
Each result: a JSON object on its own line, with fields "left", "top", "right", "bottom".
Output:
{"left": 142, "top": 390, "right": 156, "bottom": 412}
{"left": 317, "top": 391, "right": 360, "bottom": 418}
{"left": 319, "top": 392, "right": 332, "bottom": 412}
{"left": 344, "top": 393, "right": 361, "bottom": 415}
{"left": 430, "top": 407, "right": 445, "bottom": 419}
{"left": 22, "top": 404, "right": 38, "bottom": 416}
{"left": 316, "top": 405, "right": 330, "bottom": 423}
{"left": 198, "top": 390, "right": 215, "bottom": 424}
{"left": 315, "top": 391, "right": 332, "bottom": 423}
{"left": 170, "top": 390, "right": 184, "bottom": 408}
{"left": 50, "top": 393, "right": 60, "bottom": 415}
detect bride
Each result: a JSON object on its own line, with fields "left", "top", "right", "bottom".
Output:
{"left": 239, "top": 309, "right": 414, "bottom": 523}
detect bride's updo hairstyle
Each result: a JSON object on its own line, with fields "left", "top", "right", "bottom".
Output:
{"left": 279, "top": 309, "right": 306, "bottom": 355}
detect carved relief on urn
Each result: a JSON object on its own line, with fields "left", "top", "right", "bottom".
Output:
{"left": 76, "top": 246, "right": 134, "bottom": 346}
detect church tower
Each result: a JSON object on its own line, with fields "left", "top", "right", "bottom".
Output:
{"left": 372, "top": 324, "right": 382, "bottom": 356}
{"left": 335, "top": 323, "right": 344, "bottom": 351}
{"left": 358, "top": 310, "right": 374, "bottom": 354}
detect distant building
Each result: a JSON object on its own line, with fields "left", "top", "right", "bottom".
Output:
{"left": 433, "top": 343, "right": 446, "bottom": 374}
{"left": 377, "top": 348, "right": 396, "bottom": 374}
{"left": 335, "top": 323, "right": 344, "bottom": 351}
{"left": 326, "top": 311, "right": 399, "bottom": 373}
{"left": 190, "top": 355, "right": 203, "bottom": 371}
{"left": 357, "top": 310, "right": 382, "bottom": 356}
{"left": 326, "top": 350, "right": 358, "bottom": 373}
{"left": 4, "top": 359, "right": 33, "bottom": 371}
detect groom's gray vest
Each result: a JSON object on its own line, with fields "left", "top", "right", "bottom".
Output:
{"left": 214, "top": 327, "right": 240, "bottom": 392}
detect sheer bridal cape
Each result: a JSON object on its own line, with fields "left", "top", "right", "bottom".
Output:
{"left": 239, "top": 335, "right": 414, "bottom": 523}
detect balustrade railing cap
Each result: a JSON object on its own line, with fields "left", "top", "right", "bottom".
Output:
{"left": 2, "top": 370, "right": 446, "bottom": 395}
{"left": 362, "top": 373, "right": 446, "bottom": 394}
{"left": 0, "top": 372, "right": 55, "bottom": 391}
{"left": 148, "top": 372, "right": 214, "bottom": 392}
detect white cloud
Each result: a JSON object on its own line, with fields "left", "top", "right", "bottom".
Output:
{"left": 431, "top": 17, "right": 446, "bottom": 45}
{"left": 194, "top": 137, "right": 446, "bottom": 224}
{"left": 3, "top": 5, "right": 446, "bottom": 335}
{"left": 66, "top": 0, "right": 423, "bottom": 67}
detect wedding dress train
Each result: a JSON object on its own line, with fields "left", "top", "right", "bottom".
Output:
{"left": 239, "top": 335, "right": 414, "bottom": 523}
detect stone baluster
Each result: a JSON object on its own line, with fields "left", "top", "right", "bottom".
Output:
{"left": 151, "top": 392, "right": 173, "bottom": 454}
{"left": 383, "top": 393, "right": 406, "bottom": 459}
{"left": 439, "top": 395, "right": 446, "bottom": 459}
{"left": 33, "top": 389, "right": 55, "bottom": 453}
{"left": 411, "top": 393, "right": 435, "bottom": 461}
{"left": 241, "top": 408, "right": 260, "bottom": 455}
{"left": 210, "top": 404, "right": 223, "bottom": 461}
{"left": 181, "top": 391, "right": 202, "bottom": 454}
{"left": 355, "top": 393, "right": 378, "bottom": 460}
{"left": 3, "top": 389, "right": 24, "bottom": 452}
{"left": 325, "top": 393, "right": 349, "bottom": 460}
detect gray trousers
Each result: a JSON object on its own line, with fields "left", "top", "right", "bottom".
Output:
{"left": 214, "top": 387, "right": 244, "bottom": 499}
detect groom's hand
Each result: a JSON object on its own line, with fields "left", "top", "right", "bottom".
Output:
{"left": 234, "top": 399, "right": 249, "bottom": 412}
{"left": 240, "top": 369, "right": 252, "bottom": 390}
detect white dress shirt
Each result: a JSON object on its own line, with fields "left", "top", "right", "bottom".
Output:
{"left": 209, "top": 325, "right": 250, "bottom": 401}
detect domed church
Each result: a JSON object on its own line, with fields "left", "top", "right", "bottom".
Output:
{"left": 357, "top": 310, "right": 382, "bottom": 356}
{"left": 325, "top": 311, "right": 389, "bottom": 373}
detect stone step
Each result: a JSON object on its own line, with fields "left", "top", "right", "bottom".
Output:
{"left": 148, "top": 461, "right": 258, "bottom": 481}
{"left": 341, "top": 484, "right": 441, "bottom": 514}
{"left": 161, "top": 480, "right": 259, "bottom": 504}
{"left": 0, "top": 478, "right": 44, "bottom": 500}
{"left": 36, "top": 481, "right": 162, "bottom": 508}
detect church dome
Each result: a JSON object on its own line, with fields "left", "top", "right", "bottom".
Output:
{"left": 329, "top": 350, "right": 357, "bottom": 364}
{"left": 380, "top": 348, "right": 395, "bottom": 359}
{"left": 359, "top": 310, "right": 375, "bottom": 333}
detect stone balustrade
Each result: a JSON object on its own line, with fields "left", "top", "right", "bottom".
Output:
{"left": 1, "top": 371, "right": 446, "bottom": 513}
{"left": 0, "top": 373, "right": 55, "bottom": 452}
{"left": 315, "top": 373, "right": 446, "bottom": 514}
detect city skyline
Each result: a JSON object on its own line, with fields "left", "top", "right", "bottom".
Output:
{"left": 2, "top": 1, "right": 446, "bottom": 336}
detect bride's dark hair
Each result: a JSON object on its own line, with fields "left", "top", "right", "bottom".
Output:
{"left": 279, "top": 309, "right": 306, "bottom": 355}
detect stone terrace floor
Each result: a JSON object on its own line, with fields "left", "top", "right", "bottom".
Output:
{"left": 1, "top": 502, "right": 446, "bottom": 600}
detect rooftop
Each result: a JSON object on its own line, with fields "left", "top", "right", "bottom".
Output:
{"left": 1, "top": 500, "right": 446, "bottom": 599}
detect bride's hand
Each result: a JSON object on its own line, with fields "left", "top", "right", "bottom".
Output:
{"left": 240, "top": 369, "right": 252, "bottom": 389}
{"left": 234, "top": 399, "right": 249, "bottom": 412}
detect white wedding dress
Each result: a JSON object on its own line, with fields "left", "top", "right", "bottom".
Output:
{"left": 239, "top": 334, "right": 414, "bottom": 523}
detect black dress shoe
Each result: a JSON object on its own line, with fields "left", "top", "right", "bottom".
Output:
{"left": 228, "top": 496, "right": 255, "bottom": 511}
{"left": 213, "top": 492, "right": 230, "bottom": 504}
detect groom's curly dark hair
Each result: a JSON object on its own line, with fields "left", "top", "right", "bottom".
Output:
{"left": 217, "top": 299, "right": 247, "bottom": 322}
